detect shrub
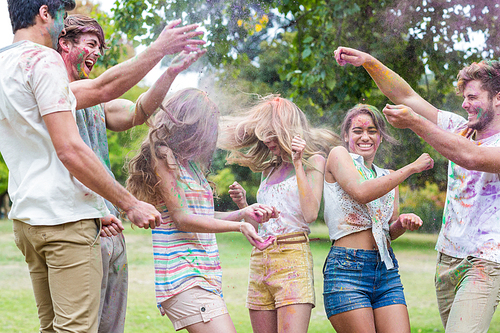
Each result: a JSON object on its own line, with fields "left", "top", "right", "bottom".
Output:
{"left": 399, "top": 182, "right": 445, "bottom": 234}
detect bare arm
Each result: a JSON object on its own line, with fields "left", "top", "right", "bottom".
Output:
{"left": 43, "top": 111, "right": 161, "bottom": 229}
{"left": 71, "top": 20, "right": 205, "bottom": 110}
{"left": 104, "top": 50, "right": 206, "bottom": 132}
{"left": 384, "top": 104, "right": 500, "bottom": 173}
{"left": 291, "top": 136, "right": 325, "bottom": 224}
{"left": 325, "top": 146, "right": 433, "bottom": 204}
{"left": 334, "top": 46, "right": 438, "bottom": 124}
{"left": 154, "top": 148, "right": 267, "bottom": 247}
{"left": 389, "top": 187, "right": 424, "bottom": 240}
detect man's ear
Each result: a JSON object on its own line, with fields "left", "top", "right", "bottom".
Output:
{"left": 494, "top": 91, "right": 500, "bottom": 108}
{"left": 58, "top": 38, "right": 71, "bottom": 53}
{"left": 38, "top": 5, "right": 51, "bottom": 23}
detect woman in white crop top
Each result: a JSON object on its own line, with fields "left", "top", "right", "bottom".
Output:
{"left": 323, "top": 104, "right": 434, "bottom": 333}
{"left": 219, "top": 95, "right": 339, "bottom": 333}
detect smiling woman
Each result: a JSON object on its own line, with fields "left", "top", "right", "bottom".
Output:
{"left": 322, "top": 104, "right": 434, "bottom": 333}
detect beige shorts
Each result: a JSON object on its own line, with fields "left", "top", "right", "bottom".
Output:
{"left": 247, "top": 232, "right": 315, "bottom": 310}
{"left": 160, "top": 287, "right": 228, "bottom": 331}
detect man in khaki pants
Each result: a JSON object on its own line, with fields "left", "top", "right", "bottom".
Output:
{"left": 1, "top": 1, "right": 203, "bottom": 332}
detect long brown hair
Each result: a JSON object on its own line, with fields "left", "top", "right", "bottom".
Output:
{"left": 127, "top": 88, "right": 219, "bottom": 203}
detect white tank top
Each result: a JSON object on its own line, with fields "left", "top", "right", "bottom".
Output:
{"left": 257, "top": 167, "right": 310, "bottom": 237}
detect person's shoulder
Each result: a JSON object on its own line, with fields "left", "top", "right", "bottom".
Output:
{"left": 328, "top": 145, "right": 349, "bottom": 158}
{"left": 437, "top": 110, "right": 467, "bottom": 132}
{"left": 307, "top": 153, "right": 325, "bottom": 165}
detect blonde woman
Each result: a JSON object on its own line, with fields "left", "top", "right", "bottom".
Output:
{"left": 126, "top": 88, "right": 278, "bottom": 333}
{"left": 219, "top": 95, "right": 340, "bottom": 333}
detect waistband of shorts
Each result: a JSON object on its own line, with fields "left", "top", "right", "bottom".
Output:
{"left": 275, "top": 232, "right": 319, "bottom": 244}
{"left": 329, "top": 245, "right": 394, "bottom": 262}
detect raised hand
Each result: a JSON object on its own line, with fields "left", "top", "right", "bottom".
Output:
{"left": 167, "top": 49, "right": 207, "bottom": 76}
{"left": 334, "top": 46, "right": 371, "bottom": 67}
{"left": 382, "top": 104, "right": 419, "bottom": 129}
{"left": 156, "top": 19, "right": 206, "bottom": 55}
{"left": 291, "top": 135, "right": 306, "bottom": 163}
{"left": 411, "top": 153, "right": 434, "bottom": 173}
{"left": 229, "top": 181, "right": 248, "bottom": 209}
{"left": 399, "top": 213, "right": 423, "bottom": 231}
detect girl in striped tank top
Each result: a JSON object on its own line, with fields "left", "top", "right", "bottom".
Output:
{"left": 127, "top": 88, "right": 278, "bottom": 332}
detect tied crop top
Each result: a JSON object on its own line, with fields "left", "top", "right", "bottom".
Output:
{"left": 324, "top": 153, "right": 396, "bottom": 269}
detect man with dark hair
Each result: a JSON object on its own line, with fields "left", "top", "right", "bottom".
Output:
{"left": 1, "top": 1, "right": 204, "bottom": 332}
{"left": 7, "top": 0, "right": 75, "bottom": 33}
{"left": 58, "top": 14, "right": 205, "bottom": 333}
{"left": 335, "top": 46, "right": 500, "bottom": 333}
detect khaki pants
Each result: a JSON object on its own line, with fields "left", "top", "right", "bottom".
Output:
{"left": 435, "top": 252, "right": 500, "bottom": 333}
{"left": 13, "top": 219, "right": 103, "bottom": 333}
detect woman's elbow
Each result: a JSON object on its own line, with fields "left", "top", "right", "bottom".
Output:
{"left": 304, "top": 212, "right": 319, "bottom": 224}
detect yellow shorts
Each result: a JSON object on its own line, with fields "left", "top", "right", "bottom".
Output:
{"left": 246, "top": 232, "right": 315, "bottom": 310}
{"left": 160, "top": 287, "right": 228, "bottom": 331}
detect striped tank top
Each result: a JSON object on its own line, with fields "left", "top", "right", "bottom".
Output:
{"left": 152, "top": 161, "right": 222, "bottom": 304}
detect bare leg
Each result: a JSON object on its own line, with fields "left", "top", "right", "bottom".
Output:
{"left": 249, "top": 309, "right": 278, "bottom": 333}
{"left": 329, "top": 307, "right": 376, "bottom": 333}
{"left": 373, "top": 304, "right": 410, "bottom": 333}
{"left": 185, "top": 313, "right": 237, "bottom": 333}
{"left": 276, "top": 304, "right": 312, "bottom": 333}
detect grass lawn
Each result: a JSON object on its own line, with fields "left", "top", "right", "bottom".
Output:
{"left": 2, "top": 219, "right": 500, "bottom": 332}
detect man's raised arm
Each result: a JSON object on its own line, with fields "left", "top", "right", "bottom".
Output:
{"left": 335, "top": 46, "right": 438, "bottom": 124}
{"left": 71, "top": 19, "right": 205, "bottom": 110}
{"left": 383, "top": 104, "right": 500, "bottom": 173}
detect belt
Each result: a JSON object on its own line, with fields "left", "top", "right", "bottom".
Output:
{"left": 275, "top": 232, "right": 320, "bottom": 244}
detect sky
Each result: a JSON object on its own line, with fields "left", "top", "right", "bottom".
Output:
{"left": 0, "top": 0, "right": 201, "bottom": 89}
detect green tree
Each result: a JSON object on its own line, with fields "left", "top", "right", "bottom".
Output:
{"left": 108, "top": 0, "right": 498, "bottom": 208}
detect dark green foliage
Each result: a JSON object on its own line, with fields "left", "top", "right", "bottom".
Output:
{"left": 101, "top": 1, "right": 499, "bottom": 217}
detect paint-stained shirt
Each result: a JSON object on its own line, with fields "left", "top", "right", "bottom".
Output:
{"left": 153, "top": 161, "right": 222, "bottom": 303}
{"left": 436, "top": 110, "right": 500, "bottom": 263}
{"left": 323, "top": 153, "right": 396, "bottom": 268}
{"left": 257, "top": 166, "right": 310, "bottom": 236}
{"left": 0, "top": 41, "right": 108, "bottom": 225}
{"left": 75, "top": 104, "right": 117, "bottom": 215}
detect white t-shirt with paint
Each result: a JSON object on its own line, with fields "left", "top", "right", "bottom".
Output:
{"left": 0, "top": 41, "right": 108, "bottom": 226}
{"left": 436, "top": 110, "right": 500, "bottom": 263}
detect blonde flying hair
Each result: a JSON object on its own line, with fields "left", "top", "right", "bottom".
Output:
{"left": 127, "top": 88, "right": 219, "bottom": 203}
{"left": 219, "top": 94, "right": 340, "bottom": 172}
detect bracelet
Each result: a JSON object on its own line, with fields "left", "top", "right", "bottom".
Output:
{"left": 239, "top": 222, "right": 244, "bottom": 233}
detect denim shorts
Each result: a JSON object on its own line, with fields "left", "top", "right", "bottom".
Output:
{"left": 323, "top": 246, "right": 406, "bottom": 318}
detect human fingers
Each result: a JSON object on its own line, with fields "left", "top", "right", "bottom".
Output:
{"left": 334, "top": 47, "right": 347, "bottom": 66}
{"left": 176, "top": 23, "right": 203, "bottom": 34}
{"left": 271, "top": 207, "right": 280, "bottom": 218}
{"left": 163, "top": 19, "right": 182, "bottom": 30}
{"left": 254, "top": 236, "right": 276, "bottom": 251}
{"left": 108, "top": 224, "right": 119, "bottom": 236}
{"left": 101, "top": 226, "right": 113, "bottom": 237}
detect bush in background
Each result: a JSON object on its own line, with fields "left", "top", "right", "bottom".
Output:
{"left": 399, "top": 182, "right": 445, "bottom": 234}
